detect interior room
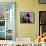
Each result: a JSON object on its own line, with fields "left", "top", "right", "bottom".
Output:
{"left": 0, "top": 3, "right": 15, "bottom": 40}
{"left": 0, "top": 0, "right": 46, "bottom": 46}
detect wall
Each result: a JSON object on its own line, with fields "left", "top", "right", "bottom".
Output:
{"left": 16, "top": 0, "right": 36, "bottom": 40}
{"left": 0, "top": 0, "right": 44, "bottom": 40}
{"left": 16, "top": 0, "right": 39, "bottom": 40}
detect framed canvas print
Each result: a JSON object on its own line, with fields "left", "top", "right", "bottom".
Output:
{"left": 39, "top": 0, "right": 46, "bottom": 4}
{"left": 0, "top": 2, "right": 16, "bottom": 40}
{"left": 39, "top": 11, "right": 46, "bottom": 35}
{"left": 20, "top": 12, "right": 35, "bottom": 23}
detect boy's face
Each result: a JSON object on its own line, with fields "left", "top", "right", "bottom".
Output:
{"left": 25, "top": 17, "right": 29, "bottom": 19}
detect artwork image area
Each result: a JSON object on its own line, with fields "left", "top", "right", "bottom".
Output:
{"left": 20, "top": 12, "right": 34, "bottom": 23}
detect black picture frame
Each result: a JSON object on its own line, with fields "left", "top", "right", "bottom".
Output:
{"left": 20, "top": 12, "right": 35, "bottom": 24}
{"left": 39, "top": 0, "right": 46, "bottom": 4}
{"left": 39, "top": 11, "right": 46, "bottom": 35}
